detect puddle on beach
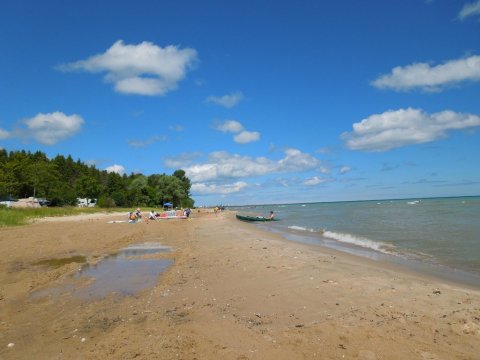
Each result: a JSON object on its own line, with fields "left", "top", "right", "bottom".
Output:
{"left": 33, "top": 243, "right": 173, "bottom": 300}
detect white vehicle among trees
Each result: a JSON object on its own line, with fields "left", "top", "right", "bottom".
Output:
{"left": 77, "top": 198, "right": 96, "bottom": 207}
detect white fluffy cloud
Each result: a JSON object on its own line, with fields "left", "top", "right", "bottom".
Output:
{"left": 206, "top": 92, "right": 244, "bottom": 108}
{"left": 13, "top": 112, "right": 84, "bottom": 145}
{"left": 342, "top": 108, "right": 480, "bottom": 151}
{"left": 303, "top": 176, "right": 328, "bottom": 186}
{"left": 59, "top": 40, "right": 198, "bottom": 96}
{"left": 234, "top": 130, "right": 260, "bottom": 144}
{"left": 278, "top": 148, "right": 322, "bottom": 172}
{"left": 166, "top": 149, "right": 324, "bottom": 195}
{"left": 105, "top": 164, "right": 126, "bottom": 175}
{"left": 215, "top": 119, "right": 260, "bottom": 144}
{"left": 215, "top": 120, "right": 244, "bottom": 133}
{"left": 458, "top": 0, "right": 480, "bottom": 20}
{"left": 371, "top": 55, "right": 480, "bottom": 92}
{"left": 191, "top": 181, "right": 248, "bottom": 195}
{"left": 339, "top": 166, "right": 351, "bottom": 174}
{"left": 215, "top": 120, "right": 260, "bottom": 144}
{"left": 180, "top": 148, "right": 320, "bottom": 182}
{"left": 184, "top": 153, "right": 273, "bottom": 182}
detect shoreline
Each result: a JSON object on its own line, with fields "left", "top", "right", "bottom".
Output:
{"left": 29, "top": 209, "right": 480, "bottom": 291}
{"left": 259, "top": 222, "right": 480, "bottom": 292}
{"left": 1, "top": 209, "right": 479, "bottom": 359}
{"left": 232, "top": 196, "right": 480, "bottom": 291}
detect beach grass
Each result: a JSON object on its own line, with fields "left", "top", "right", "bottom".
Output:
{"left": 0, "top": 206, "right": 129, "bottom": 227}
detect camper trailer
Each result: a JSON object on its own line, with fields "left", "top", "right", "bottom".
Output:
{"left": 77, "top": 198, "right": 96, "bottom": 207}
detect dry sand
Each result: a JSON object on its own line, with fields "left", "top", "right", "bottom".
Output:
{"left": 0, "top": 210, "right": 479, "bottom": 359}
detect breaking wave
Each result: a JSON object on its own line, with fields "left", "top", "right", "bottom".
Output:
{"left": 287, "top": 225, "right": 395, "bottom": 254}
{"left": 323, "top": 230, "right": 394, "bottom": 254}
{"left": 288, "top": 225, "right": 324, "bottom": 233}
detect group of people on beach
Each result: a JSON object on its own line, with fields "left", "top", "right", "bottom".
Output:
{"left": 128, "top": 207, "right": 191, "bottom": 223}
{"left": 128, "top": 208, "right": 157, "bottom": 223}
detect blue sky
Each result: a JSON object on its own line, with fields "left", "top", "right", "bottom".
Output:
{"left": 1, "top": 0, "right": 480, "bottom": 206}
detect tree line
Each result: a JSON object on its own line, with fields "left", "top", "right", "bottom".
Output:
{"left": 0, "top": 149, "right": 194, "bottom": 208}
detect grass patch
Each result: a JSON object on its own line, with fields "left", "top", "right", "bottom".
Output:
{"left": 0, "top": 207, "right": 130, "bottom": 227}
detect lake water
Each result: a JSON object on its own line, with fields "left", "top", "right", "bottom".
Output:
{"left": 231, "top": 196, "right": 480, "bottom": 287}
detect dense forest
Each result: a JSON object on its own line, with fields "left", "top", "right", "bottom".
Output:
{"left": 0, "top": 149, "right": 194, "bottom": 208}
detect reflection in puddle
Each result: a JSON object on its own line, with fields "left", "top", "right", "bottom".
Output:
{"left": 34, "top": 243, "right": 173, "bottom": 300}
{"left": 120, "top": 242, "right": 172, "bottom": 257}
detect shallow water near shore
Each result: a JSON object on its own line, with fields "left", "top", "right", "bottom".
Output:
{"left": 231, "top": 196, "right": 480, "bottom": 287}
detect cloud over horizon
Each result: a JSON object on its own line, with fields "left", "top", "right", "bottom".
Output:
{"left": 24, "top": 112, "right": 84, "bottom": 145}
{"left": 371, "top": 55, "right": 480, "bottom": 92}
{"left": 191, "top": 181, "right": 249, "bottom": 195}
{"left": 1, "top": 112, "right": 84, "bottom": 145}
{"left": 187, "top": 148, "right": 325, "bottom": 195}
{"left": 342, "top": 108, "right": 480, "bottom": 151}
{"left": 105, "top": 164, "right": 126, "bottom": 175}
{"left": 58, "top": 40, "right": 198, "bottom": 96}
{"left": 173, "top": 148, "right": 321, "bottom": 184}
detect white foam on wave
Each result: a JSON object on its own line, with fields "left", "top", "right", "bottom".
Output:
{"left": 288, "top": 225, "right": 324, "bottom": 233}
{"left": 287, "top": 225, "right": 397, "bottom": 256}
{"left": 323, "top": 231, "right": 393, "bottom": 254}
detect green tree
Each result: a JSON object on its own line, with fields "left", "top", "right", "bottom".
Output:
{"left": 127, "top": 175, "right": 151, "bottom": 206}
{"left": 0, "top": 149, "right": 195, "bottom": 207}
{"left": 172, "top": 170, "right": 194, "bottom": 207}
{"left": 75, "top": 175, "right": 101, "bottom": 205}
{"left": 0, "top": 162, "right": 18, "bottom": 197}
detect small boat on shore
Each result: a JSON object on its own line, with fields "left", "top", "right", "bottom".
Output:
{"left": 236, "top": 214, "right": 277, "bottom": 222}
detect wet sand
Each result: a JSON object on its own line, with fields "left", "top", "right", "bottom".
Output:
{"left": 1, "top": 210, "right": 479, "bottom": 359}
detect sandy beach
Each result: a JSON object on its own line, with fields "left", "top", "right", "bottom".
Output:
{"left": 1, "top": 210, "right": 479, "bottom": 359}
